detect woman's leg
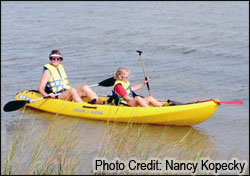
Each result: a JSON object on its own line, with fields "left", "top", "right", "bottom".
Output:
{"left": 58, "top": 87, "right": 84, "bottom": 103}
{"left": 128, "top": 96, "right": 149, "bottom": 107}
{"left": 144, "top": 96, "right": 163, "bottom": 107}
{"left": 76, "top": 85, "right": 103, "bottom": 104}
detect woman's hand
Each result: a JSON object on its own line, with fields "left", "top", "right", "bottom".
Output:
{"left": 48, "top": 93, "right": 56, "bottom": 98}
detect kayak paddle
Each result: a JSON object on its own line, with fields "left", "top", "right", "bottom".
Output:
{"left": 3, "top": 94, "right": 59, "bottom": 112}
{"left": 197, "top": 99, "right": 244, "bottom": 105}
{"left": 137, "top": 50, "right": 151, "bottom": 96}
{"left": 3, "top": 100, "right": 29, "bottom": 112}
{"left": 89, "top": 76, "right": 115, "bottom": 88}
{"left": 168, "top": 99, "right": 244, "bottom": 105}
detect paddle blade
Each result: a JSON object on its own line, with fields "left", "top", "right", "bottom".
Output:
{"left": 3, "top": 100, "right": 28, "bottom": 112}
{"left": 98, "top": 77, "right": 116, "bottom": 87}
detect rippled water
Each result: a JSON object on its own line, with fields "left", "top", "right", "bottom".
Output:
{"left": 1, "top": 1, "right": 249, "bottom": 174}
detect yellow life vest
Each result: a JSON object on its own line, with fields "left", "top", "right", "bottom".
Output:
{"left": 113, "top": 80, "right": 134, "bottom": 104}
{"left": 44, "top": 64, "right": 71, "bottom": 93}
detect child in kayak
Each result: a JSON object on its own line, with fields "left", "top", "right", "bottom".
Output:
{"left": 38, "top": 49, "right": 103, "bottom": 104}
{"left": 113, "top": 67, "right": 163, "bottom": 107}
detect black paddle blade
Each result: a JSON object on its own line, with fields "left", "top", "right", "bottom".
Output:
{"left": 98, "top": 77, "right": 116, "bottom": 87}
{"left": 136, "top": 50, "right": 143, "bottom": 55}
{"left": 3, "top": 100, "right": 28, "bottom": 112}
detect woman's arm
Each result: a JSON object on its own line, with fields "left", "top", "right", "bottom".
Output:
{"left": 38, "top": 70, "right": 51, "bottom": 97}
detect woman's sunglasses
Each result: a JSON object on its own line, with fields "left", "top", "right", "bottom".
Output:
{"left": 50, "top": 57, "right": 62, "bottom": 61}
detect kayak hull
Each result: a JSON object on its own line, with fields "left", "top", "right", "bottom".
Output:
{"left": 15, "top": 90, "right": 219, "bottom": 126}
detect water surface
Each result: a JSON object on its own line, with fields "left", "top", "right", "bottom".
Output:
{"left": 1, "top": 1, "right": 249, "bottom": 174}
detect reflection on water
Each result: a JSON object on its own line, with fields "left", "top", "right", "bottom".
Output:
{"left": 97, "top": 122, "right": 218, "bottom": 161}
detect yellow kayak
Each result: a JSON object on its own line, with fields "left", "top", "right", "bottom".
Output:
{"left": 14, "top": 90, "right": 220, "bottom": 126}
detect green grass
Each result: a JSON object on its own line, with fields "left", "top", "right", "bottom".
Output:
{"left": 1, "top": 112, "right": 83, "bottom": 175}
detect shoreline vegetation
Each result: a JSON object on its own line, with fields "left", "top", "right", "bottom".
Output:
{"left": 2, "top": 107, "right": 83, "bottom": 175}
{"left": 1, "top": 109, "right": 249, "bottom": 175}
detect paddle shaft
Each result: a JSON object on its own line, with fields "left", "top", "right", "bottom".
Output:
{"left": 31, "top": 93, "right": 60, "bottom": 102}
{"left": 137, "top": 51, "right": 151, "bottom": 96}
{"left": 89, "top": 84, "right": 98, "bottom": 88}
{"left": 3, "top": 93, "right": 60, "bottom": 112}
{"left": 29, "top": 96, "right": 49, "bottom": 103}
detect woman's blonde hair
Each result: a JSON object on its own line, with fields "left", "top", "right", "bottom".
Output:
{"left": 114, "top": 67, "right": 130, "bottom": 80}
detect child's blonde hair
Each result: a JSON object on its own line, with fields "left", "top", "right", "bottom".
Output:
{"left": 114, "top": 67, "right": 130, "bottom": 80}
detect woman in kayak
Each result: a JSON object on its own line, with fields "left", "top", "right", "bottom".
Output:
{"left": 113, "top": 67, "right": 163, "bottom": 107}
{"left": 38, "top": 49, "right": 103, "bottom": 104}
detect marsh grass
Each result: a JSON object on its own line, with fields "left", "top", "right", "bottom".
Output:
{"left": 98, "top": 122, "right": 216, "bottom": 161}
{"left": 1, "top": 110, "right": 84, "bottom": 175}
{"left": 3, "top": 130, "right": 20, "bottom": 175}
{"left": 2, "top": 108, "right": 248, "bottom": 175}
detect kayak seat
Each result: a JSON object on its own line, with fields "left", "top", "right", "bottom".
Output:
{"left": 106, "top": 94, "right": 119, "bottom": 105}
{"left": 28, "top": 90, "right": 40, "bottom": 93}
{"left": 106, "top": 90, "right": 142, "bottom": 107}
{"left": 167, "top": 99, "right": 186, "bottom": 106}
{"left": 106, "top": 93, "right": 131, "bottom": 107}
